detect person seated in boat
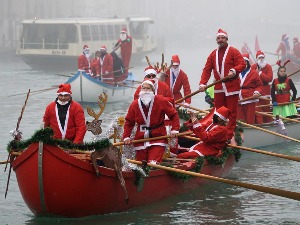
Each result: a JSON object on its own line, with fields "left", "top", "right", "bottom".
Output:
{"left": 97, "top": 45, "right": 114, "bottom": 84}
{"left": 43, "top": 84, "right": 86, "bottom": 144}
{"left": 205, "top": 85, "right": 215, "bottom": 108}
{"left": 133, "top": 66, "right": 173, "bottom": 100}
{"left": 123, "top": 79, "right": 180, "bottom": 164}
{"left": 237, "top": 54, "right": 263, "bottom": 124}
{"left": 271, "top": 60, "right": 298, "bottom": 118}
{"left": 91, "top": 50, "right": 100, "bottom": 77}
{"left": 177, "top": 106, "right": 230, "bottom": 159}
{"left": 163, "top": 55, "right": 192, "bottom": 107}
{"left": 78, "top": 44, "right": 91, "bottom": 75}
{"left": 111, "top": 51, "right": 126, "bottom": 83}
{"left": 251, "top": 50, "right": 274, "bottom": 124}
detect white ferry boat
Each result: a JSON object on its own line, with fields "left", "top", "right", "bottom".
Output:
{"left": 16, "top": 17, "right": 157, "bottom": 71}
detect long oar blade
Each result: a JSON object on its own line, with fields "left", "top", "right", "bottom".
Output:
{"left": 128, "top": 159, "right": 300, "bottom": 201}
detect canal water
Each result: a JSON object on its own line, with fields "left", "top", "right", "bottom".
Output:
{"left": 1, "top": 44, "right": 300, "bottom": 225}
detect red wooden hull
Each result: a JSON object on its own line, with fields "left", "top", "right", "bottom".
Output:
{"left": 12, "top": 143, "right": 235, "bottom": 218}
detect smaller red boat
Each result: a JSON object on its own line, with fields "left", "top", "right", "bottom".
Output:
{"left": 11, "top": 140, "right": 237, "bottom": 218}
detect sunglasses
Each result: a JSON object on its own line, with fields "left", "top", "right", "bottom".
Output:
{"left": 146, "top": 74, "right": 156, "bottom": 78}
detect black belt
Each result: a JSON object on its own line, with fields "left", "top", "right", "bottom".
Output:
{"left": 145, "top": 122, "right": 164, "bottom": 138}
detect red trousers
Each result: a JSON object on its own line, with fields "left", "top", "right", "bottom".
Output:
{"left": 214, "top": 93, "right": 238, "bottom": 139}
{"left": 237, "top": 103, "right": 256, "bottom": 124}
{"left": 177, "top": 151, "right": 199, "bottom": 159}
{"left": 135, "top": 146, "right": 165, "bottom": 163}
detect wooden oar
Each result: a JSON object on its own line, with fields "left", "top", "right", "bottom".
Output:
{"left": 256, "top": 101, "right": 298, "bottom": 108}
{"left": 255, "top": 111, "right": 300, "bottom": 123}
{"left": 258, "top": 96, "right": 271, "bottom": 101}
{"left": 288, "top": 68, "right": 300, "bottom": 77}
{"left": 127, "top": 159, "right": 300, "bottom": 201}
{"left": 238, "top": 121, "right": 300, "bottom": 144}
{"left": 8, "top": 87, "right": 57, "bottom": 97}
{"left": 175, "top": 76, "right": 230, "bottom": 104}
{"left": 182, "top": 135, "right": 300, "bottom": 162}
{"left": 238, "top": 95, "right": 259, "bottom": 103}
{"left": 0, "top": 160, "right": 9, "bottom": 165}
{"left": 113, "top": 131, "right": 193, "bottom": 147}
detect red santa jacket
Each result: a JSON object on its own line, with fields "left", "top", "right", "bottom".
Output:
{"left": 251, "top": 63, "right": 273, "bottom": 97}
{"left": 188, "top": 120, "right": 228, "bottom": 156}
{"left": 164, "top": 69, "right": 192, "bottom": 104}
{"left": 276, "top": 41, "right": 289, "bottom": 59}
{"left": 293, "top": 43, "right": 300, "bottom": 58}
{"left": 78, "top": 54, "right": 91, "bottom": 74}
{"left": 91, "top": 57, "right": 100, "bottom": 76}
{"left": 272, "top": 78, "right": 293, "bottom": 103}
{"left": 200, "top": 45, "right": 246, "bottom": 96}
{"left": 43, "top": 100, "right": 86, "bottom": 144}
{"left": 239, "top": 68, "right": 263, "bottom": 105}
{"left": 134, "top": 80, "right": 173, "bottom": 100}
{"left": 117, "top": 35, "right": 132, "bottom": 68}
{"left": 98, "top": 54, "right": 114, "bottom": 83}
{"left": 123, "top": 95, "right": 180, "bottom": 150}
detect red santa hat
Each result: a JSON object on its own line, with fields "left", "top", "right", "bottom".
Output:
{"left": 144, "top": 66, "right": 158, "bottom": 77}
{"left": 256, "top": 50, "right": 265, "bottom": 59}
{"left": 121, "top": 27, "right": 127, "bottom": 33}
{"left": 216, "top": 29, "right": 228, "bottom": 38}
{"left": 214, "top": 106, "right": 230, "bottom": 122}
{"left": 141, "top": 79, "right": 155, "bottom": 92}
{"left": 83, "top": 44, "right": 89, "bottom": 50}
{"left": 57, "top": 84, "right": 72, "bottom": 95}
{"left": 171, "top": 55, "right": 180, "bottom": 65}
{"left": 100, "top": 45, "right": 107, "bottom": 51}
{"left": 242, "top": 53, "right": 250, "bottom": 62}
{"left": 282, "top": 34, "right": 289, "bottom": 41}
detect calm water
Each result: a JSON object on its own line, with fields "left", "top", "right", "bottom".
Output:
{"left": 1, "top": 45, "right": 300, "bottom": 225}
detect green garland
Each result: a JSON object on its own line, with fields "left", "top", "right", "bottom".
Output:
{"left": 7, "top": 127, "right": 111, "bottom": 152}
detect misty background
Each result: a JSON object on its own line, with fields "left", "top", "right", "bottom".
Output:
{"left": 1, "top": 0, "right": 300, "bottom": 57}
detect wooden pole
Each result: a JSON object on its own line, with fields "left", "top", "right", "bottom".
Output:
{"left": 127, "top": 159, "right": 300, "bottom": 201}
{"left": 256, "top": 101, "right": 298, "bottom": 108}
{"left": 113, "top": 131, "right": 193, "bottom": 147}
{"left": 255, "top": 111, "right": 300, "bottom": 123}
{"left": 238, "top": 121, "right": 300, "bottom": 144}
{"left": 182, "top": 135, "right": 300, "bottom": 162}
{"left": 175, "top": 76, "right": 230, "bottom": 104}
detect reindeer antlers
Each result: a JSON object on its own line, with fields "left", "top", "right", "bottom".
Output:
{"left": 276, "top": 59, "right": 290, "bottom": 67}
{"left": 87, "top": 92, "right": 108, "bottom": 120}
{"left": 145, "top": 54, "right": 172, "bottom": 74}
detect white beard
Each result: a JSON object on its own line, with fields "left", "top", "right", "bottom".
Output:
{"left": 171, "top": 67, "right": 180, "bottom": 77}
{"left": 257, "top": 59, "right": 267, "bottom": 69}
{"left": 139, "top": 91, "right": 154, "bottom": 107}
{"left": 57, "top": 100, "right": 69, "bottom": 105}
{"left": 120, "top": 33, "right": 127, "bottom": 41}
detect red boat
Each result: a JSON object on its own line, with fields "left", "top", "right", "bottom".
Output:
{"left": 12, "top": 142, "right": 236, "bottom": 218}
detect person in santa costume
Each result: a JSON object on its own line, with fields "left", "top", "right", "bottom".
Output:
{"left": 43, "top": 84, "right": 86, "bottom": 144}
{"left": 163, "top": 55, "right": 191, "bottom": 106}
{"left": 293, "top": 37, "right": 300, "bottom": 58}
{"left": 177, "top": 106, "right": 230, "bottom": 159}
{"left": 123, "top": 80, "right": 180, "bottom": 164}
{"left": 114, "top": 27, "right": 132, "bottom": 74}
{"left": 198, "top": 29, "right": 246, "bottom": 139}
{"left": 251, "top": 50, "right": 274, "bottom": 124}
{"left": 134, "top": 66, "right": 173, "bottom": 100}
{"left": 97, "top": 45, "right": 114, "bottom": 84}
{"left": 271, "top": 60, "right": 297, "bottom": 118}
{"left": 78, "top": 44, "right": 91, "bottom": 75}
{"left": 91, "top": 50, "right": 101, "bottom": 77}
{"left": 237, "top": 54, "right": 263, "bottom": 124}
{"left": 276, "top": 34, "right": 291, "bottom": 61}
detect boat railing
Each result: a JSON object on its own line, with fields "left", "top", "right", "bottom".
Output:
{"left": 20, "top": 37, "right": 69, "bottom": 50}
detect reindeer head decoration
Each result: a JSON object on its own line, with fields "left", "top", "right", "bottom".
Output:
{"left": 86, "top": 92, "right": 108, "bottom": 135}
{"left": 145, "top": 54, "right": 173, "bottom": 82}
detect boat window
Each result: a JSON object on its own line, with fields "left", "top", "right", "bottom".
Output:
{"left": 129, "top": 21, "right": 149, "bottom": 39}
{"left": 99, "top": 25, "right": 107, "bottom": 41}
{"left": 107, "top": 25, "right": 114, "bottom": 40}
{"left": 91, "top": 25, "right": 100, "bottom": 41}
{"left": 20, "top": 23, "right": 77, "bottom": 49}
{"left": 81, "top": 25, "right": 91, "bottom": 41}
{"left": 114, "top": 24, "right": 121, "bottom": 39}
